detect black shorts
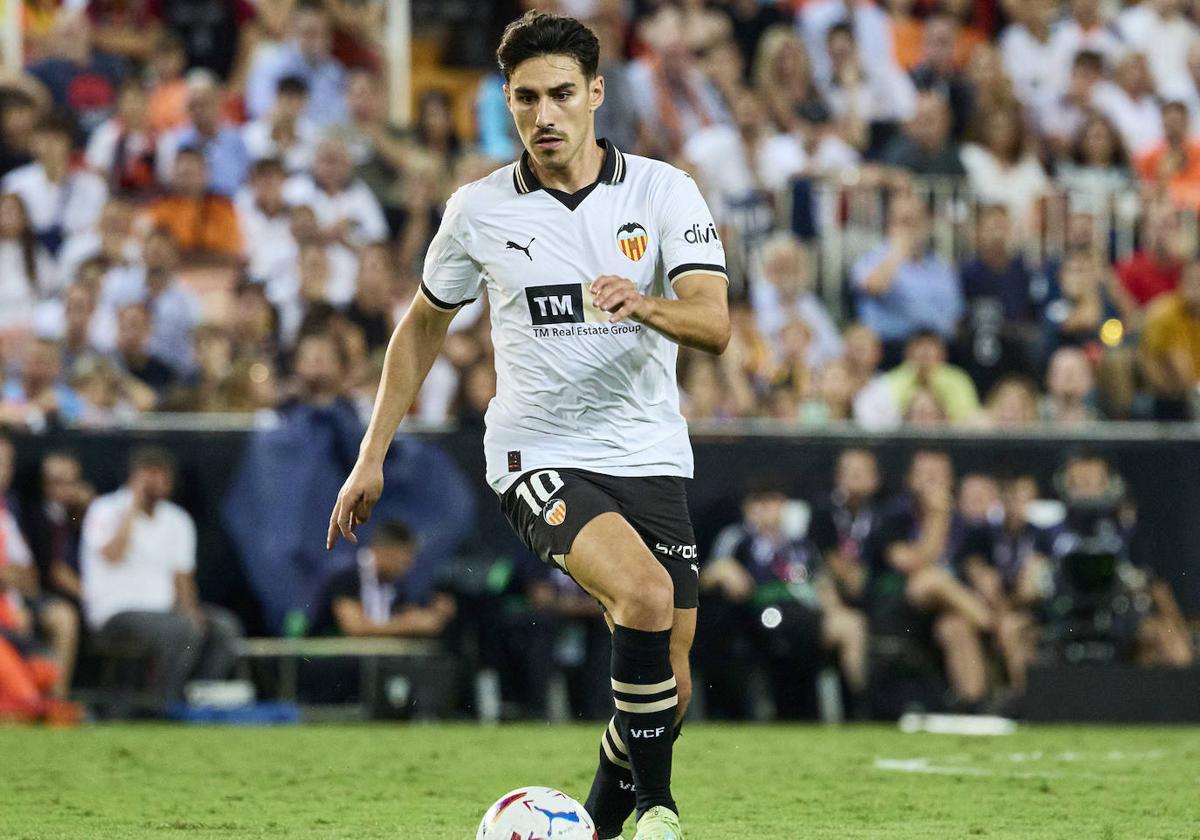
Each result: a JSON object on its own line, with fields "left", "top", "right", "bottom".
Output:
{"left": 499, "top": 468, "right": 700, "bottom": 609}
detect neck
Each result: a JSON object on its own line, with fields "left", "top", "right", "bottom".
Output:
{"left": 528, "top": 134, "right": 603, "bottom": 193}
{"left": 43, "top": 159, "right": 67, "bottom": 181}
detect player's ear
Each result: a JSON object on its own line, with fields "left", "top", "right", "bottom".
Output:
{"left": 589, "top": 74, "right": 605, "bottom": 112}
{"left": 503, "top": 83, "right": 513, "bottom": 111}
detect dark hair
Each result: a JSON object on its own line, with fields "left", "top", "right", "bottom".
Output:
{"left": 906, "top": 327, "right": 943, "bottom": 346}
{"left": 1070, "top": 113, "right": 1128, "bottom": 169}
{"left": 34, "top": 110, "right": 75, "bottom": 139}
{"left": 374, "top": 519, "right": 414, "bottom": 547}
{"left": 154, "top": 30, "right": 185, "bottom": 55}
{"left": 129, "top": 445, "right": 176, "bottom": 476}
{"left": 826, "top": 20, "right": 855, "bottom": 43}
{"left": 496, "top": 11, "right": 600, "bottom": 81}
{"left": 251, "top": 156, "right": 286, "bottom": 177}
{"left": 1072, "top": 50, "right": 1104, "bottom": 73}
{"left": 1162, "top": 99, "right": 1189, "bottom": 118}
{"left": 276, "top": 75, "right": 310, "bottom": 97}
{"left": 175, "top": 145, "right": 206, "bottom": 163}
{"left": 0, "top": 192, "right": 40, "bottom": 292}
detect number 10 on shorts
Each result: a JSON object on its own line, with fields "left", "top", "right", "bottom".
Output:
{"left": 513, "top": 469, "right": 564, "bottom": 514}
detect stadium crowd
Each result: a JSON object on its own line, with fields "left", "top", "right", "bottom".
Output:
{"left": 0, "top": 0, "right": 1199, "bottom": 432}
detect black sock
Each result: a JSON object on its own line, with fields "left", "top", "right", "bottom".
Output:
{"left": 611, "top": 625, "right": 677, "bottom": 818}
{"left": 584, "top": 717, "right": 636, "bottom": 839}
{"left": 585, "top": 720, "right": 685, "bottom": 838}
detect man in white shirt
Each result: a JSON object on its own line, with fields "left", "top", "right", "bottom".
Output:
{"left": 1118, "top": 0, "right": 1197, "bottom": 95}
{"left": 283, "top": 135, "right": 387, "bottom": 245}
{"left": 750, "top": 231, "right": 843, "bottom": 369}
{"left": 1093, "top": 52, "right": 1165, "bottom": 157}
{"left": 1049, "top": 0, "right": 1127, "bottom": 92}
{"left": 1, "top": 112, "right": 108, "bottom": 258}
{"left": 81, "top": 447, "right": 242, "bottom": 706}
{"left": 1001, "top": 0, "right": 1061, "bottom": 109}
{"left": 235, "top": 158, "right": 296, "bottom": 285}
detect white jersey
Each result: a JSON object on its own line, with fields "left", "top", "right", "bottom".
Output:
{"left": 420, "top": 140, "right": 727, "bottom": 493}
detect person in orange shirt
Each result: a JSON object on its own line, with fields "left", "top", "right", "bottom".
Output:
{"left": 146, "top": 147, "right": 243, "bottom": 261}
{"left": 146, "top": 31, "right": 189, "bottom": 136}
{"left": 1141, "top": 260, "right": 1200, "bottom": 420}
{"left": 1135, "top": 101, "right": 1200, "bottom": 209}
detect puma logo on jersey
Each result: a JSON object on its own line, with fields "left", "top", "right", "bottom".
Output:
{"left": 506, "top": 237, "right": 534, "bottom": 260}
{"left": 630, "top": 727, "right": 667, "bottom": 738}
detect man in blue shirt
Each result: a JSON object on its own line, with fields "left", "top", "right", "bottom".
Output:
{"left": 244, "top": 0, "right": 348, "bottom": 128}
{"left": 852, "top": 191, "right": 963, "bottom": 365}
{"left": 156, "top": 71, "right": 249, "bottom": 197}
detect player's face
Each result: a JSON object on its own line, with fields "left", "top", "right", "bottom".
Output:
{"left": 506, "top": 54, "right": 604, "bottom": 172}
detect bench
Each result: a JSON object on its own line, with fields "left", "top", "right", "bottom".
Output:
{"left": 235, "top": 637, "right": 456, "bottom": 720}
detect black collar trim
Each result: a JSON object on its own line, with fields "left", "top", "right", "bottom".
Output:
{"left": 512, "top": 138, "right": 625, "bottom": 196}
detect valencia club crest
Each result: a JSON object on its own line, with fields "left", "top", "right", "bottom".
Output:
{"left": 617, "top": 221, "right": 648, "bottom": 262}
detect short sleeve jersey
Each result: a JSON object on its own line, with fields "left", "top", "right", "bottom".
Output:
{"left": 421, "top": 140, "right": 727, "bottom": 492}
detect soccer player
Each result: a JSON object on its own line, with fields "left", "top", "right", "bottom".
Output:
{"left": 326, "top": 12, "right": 728, "bottom": 840}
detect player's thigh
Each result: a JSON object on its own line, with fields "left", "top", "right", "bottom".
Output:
{"left": 607, "top": 474, "right": 701, "bottom": 611}
{"left": 566, "top": 511, "right": 673, "bottom": 627}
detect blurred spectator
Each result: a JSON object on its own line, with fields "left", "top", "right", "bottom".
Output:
{"left": 841, "top": 322, "right": 885, "bottom": 394}
{"left": 701, "top": 482, "right": 868, "bottom": 718}
{"left": 27, "top": 12, "right": 128, "bottom": 136}
{"left": 961, "top": 103, "right": 1049, "bottom": 233}
{"left": 627, "top": 6, "right": 730, "bottom": 160}
{"left": 1041, "top": 346, "right": 1101, "bottom": 424}
{"left": 157, "top": 0, "right": 255, "bottom": 80}
{"left": 966, "top": 44, "right": 1021, "bottom": 117}
{"left": 881, "top": 90, "right": 966, "bottom": 177}
{"left": 236, "top": 157, "right": 293, "bottom": 284}
{"left": 1117, "top": 0, "right": 1197, "bottom": 95}
{"left": 317, "top": 519, "right": 455, "bottom": 638}
{"left": 982, "top": 375, "right": 1041, "bottom": 427}
{"left": 902, "top": 385, "right": 950, "bottom": 427}
{"left": 884, "top": 331, "right": 980, "bottom": 427}
{"left": 960, "top": 472, "right": 1053, "bottom": 693}
{"left": 679, "top": 351, "right": 755, "bottom": 421}
{"left": 452, "top": 360, "right": 497, "bottom": 429}
{"left": 146, "top": 31, "right": 189, "bottom": 135}
{"left": 57, "top": 195, "right": 138, "bottom": 293}
{"left": 575, "top": 15, "right": 634, "bottom": 155}
{"left": 84, "top": 80, "right": 157, "bottom": 195}
{"left": 0, "top": 88, "right": 39, "bottom": 178}
{"left": 2, "top": 112, "right": 108, "bottom": 258}
{"left": 909, "top": 13, "right": 973, "bottom": 140}
{"left": 284, "top": 134, "right": 387, "bottom": 256}
{"left": 147, "top": 149, "right": 244, "bottom": 262}
{"left": 885, "top": 0, "right": 925, "bottom": 72}
{"left": 109, "top": 302, "right": 177, "bottom": 396}
{"left": 343, "top": 68, "right": 407, "bottom": 206}
{"left": 228, "top": 279, "right": 281, "bottom": 363}
{"left": 20, "top": 450, "right": 91, "bottom": 608}
{"left": 156, "top": 70, "right": 251, "bottom": 198}
{"left": 1135, "top": 100, "right": 1200, "bottom": 209}
{"left": 958, "top": 204, "right": 1043, "bottom": 391}
{"left": 105, "top": 228, "right": 203, "bottom": 373}
{"left": 0, "top": 193, "right": 55, "bottom": 331}
{"left": 800, "top": 0, "right": 895, "bottom": 85}
{"left": 1164, "top": 37, "right": 1200, "bottom": 131}
{"left": 242, "top": 75, "right": 318, "bottom": 176}
{"left": 85, "top": 0, "right": 166, "bottom": 64}
{"left": 1038, "top": 50, "right": 1105, "bottom": 155}
{"left": 1000, "top": 0, "right": 1059, "bottom": 109}
{"left": 1092, "top": 53, "right": 1164, "bottom": 159}
{"left": 1049, "top": 0, "right": 1125, "bottom": 91}
{"left": 1, "top": 338, "right": 84, "bottom": 429}
{"left": 819, "top": 21, "right": 916, "bottom": 153}
{"left": 752, "top": 25, "right": 827, "bottom": 135}
{"left": 81, "top": 447, "right": 243, "bottom": 706}
{"left": 800, "top": 358, "right": 857, "bottom": 425}
{"left": 750, "top": 233, "right": 841, "bottom": 368}
{"left": 245, "top": 0, "right": 348, "bottom": 128}
{"left": 808, "top": 448, "right": 883, "bottom": 612}
{"left": 282, "top": 330, "right": 349, "bottom": 410}
{"left": 1114, "top": 203, "right": 1184, "bottom": 311}
{"left": 852, "top": 192, "right": 963, "bottom": 357}
{"left": 866, "top": 450, "right": 993, "bottom": 709}
{"left": 1055, "top": 113, "right": 1134, "bottom": 210}
{"left": 1140, "top": 260, "right": 1200, "bottom": 420}
{"left": 1040, "top": 249, "right": 1120, "bottom": 363}
{"left": 345, "top": 243, "right": 395, "bottom": 352}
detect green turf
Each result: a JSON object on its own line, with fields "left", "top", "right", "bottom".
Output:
{"left": 3, "top": 723, "right": 1199, "bottom": 839}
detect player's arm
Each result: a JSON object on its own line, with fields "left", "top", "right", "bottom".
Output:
{"left": 326, "top": 295, "right": 458, "bottom": 549}
{"left": 591, "top": 272, "right": 730, "bottom": 354}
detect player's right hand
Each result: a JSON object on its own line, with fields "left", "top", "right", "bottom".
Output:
{"left": 326, "top": 461, "right": 384, "bottom": 550}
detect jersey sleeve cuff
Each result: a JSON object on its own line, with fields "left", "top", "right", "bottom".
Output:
{"left": 419, "top": 282, "right": 476, "bottom": 311}
{"left": 667, "top": 263, "right": 729, "bottom": 285}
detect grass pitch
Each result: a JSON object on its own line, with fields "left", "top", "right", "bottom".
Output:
{"left": 3, "top": 723, "right": 1199, "bottom": 839}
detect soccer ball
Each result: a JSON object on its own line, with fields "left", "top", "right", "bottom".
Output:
{"left": 476, "top": 786, "right": 598, "bottom": 840}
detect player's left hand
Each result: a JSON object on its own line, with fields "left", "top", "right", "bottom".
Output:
{"left": 590, "top": 275, "right": 650, "bottom": 324}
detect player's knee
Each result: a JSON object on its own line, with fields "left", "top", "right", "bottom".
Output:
{"left": 614, "top": 562, "right": 673, "bottom": 629}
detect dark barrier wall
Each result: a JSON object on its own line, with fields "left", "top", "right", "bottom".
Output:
{"left": 9, "top": 425, "right": 1200, "bottom": 630}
